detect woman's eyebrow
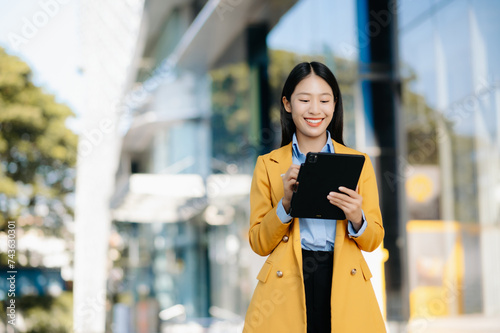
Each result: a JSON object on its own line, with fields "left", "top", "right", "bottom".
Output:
{"left": 296, "top": 92, "right": 333, "bottom": 96}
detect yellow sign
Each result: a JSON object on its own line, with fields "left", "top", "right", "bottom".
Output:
{"left": 406, "top": 174, "right": 433, "bottom": 203}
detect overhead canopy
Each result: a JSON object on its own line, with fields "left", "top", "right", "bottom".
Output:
{"left": 172, "top": 0, "right": 298, "bottom": 73}
{"left": 111, "top": 173, "right": 251, "bottom": 223}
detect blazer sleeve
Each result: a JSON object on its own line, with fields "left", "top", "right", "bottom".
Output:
{"left": 350, "top": 154, "right": 385, "bottom": 252}
{"left": 248, "top": 156, "right": 291, "bottom": 256}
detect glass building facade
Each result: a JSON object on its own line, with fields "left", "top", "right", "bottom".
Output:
{"left": 107, "top": 0, "right": 500, "bottom": 331}
{"left": 399, "top": 0, "right": 500, "bottom": 322}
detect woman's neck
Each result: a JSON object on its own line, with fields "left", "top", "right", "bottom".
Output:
{"left": 296, "top": 132, "right": 329, "bottom": 154}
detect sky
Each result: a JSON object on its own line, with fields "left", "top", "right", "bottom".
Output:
{"left": 0, "top": 0, "right": 83, "bottom": 132}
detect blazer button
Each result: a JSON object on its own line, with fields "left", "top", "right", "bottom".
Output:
{"left": 277, "top": 270, "right": 283, "bottom": 278}
{"left": 282, "top": 235, "right": 289, "bottom": 242}
{"left": 351, "top": 268, "right": 357, "bottom": 276}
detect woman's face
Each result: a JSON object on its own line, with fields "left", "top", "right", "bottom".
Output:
{"left": 283, "top": 74, "right": 335, "bottom": 141}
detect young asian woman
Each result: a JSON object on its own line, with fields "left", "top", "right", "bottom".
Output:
{"left": 243, "top": 62, "right": 386, "bottom": 333}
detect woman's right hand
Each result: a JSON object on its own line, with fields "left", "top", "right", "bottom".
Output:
{"left": 281, "top": 164, "right": 301, "bottom": 214}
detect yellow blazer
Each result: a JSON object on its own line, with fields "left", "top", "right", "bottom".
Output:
{"left": 243, "top": 139, "right": 386, "bottom": 333}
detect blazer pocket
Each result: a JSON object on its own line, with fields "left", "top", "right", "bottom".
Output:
{"left": 359, "top": 258, "right": 373, "bottom": 281}
{"left": 257, "top": 261, "right": 273, "bottom": 283}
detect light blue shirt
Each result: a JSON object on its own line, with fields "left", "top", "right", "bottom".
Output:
{"left": 276, "top": 131, "right": 367, "bottom": 251}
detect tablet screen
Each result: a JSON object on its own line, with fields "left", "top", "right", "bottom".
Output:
{"left": 290, "top": 152, "right": 365, "bottom": 220}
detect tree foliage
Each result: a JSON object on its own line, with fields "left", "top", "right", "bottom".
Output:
{"left": 0, "top": 47, "right": 77, "bottom": 231}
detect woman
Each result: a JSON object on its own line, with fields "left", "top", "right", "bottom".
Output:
{"left": 243, "top": 62, "right": 386, "bottom": 332}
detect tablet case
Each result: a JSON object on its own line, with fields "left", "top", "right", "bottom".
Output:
{"left": 290, "top": 152, "right": 365, "bottom": 220}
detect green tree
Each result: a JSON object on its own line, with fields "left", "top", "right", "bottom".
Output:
{"left": 210, "top": 62, "right": 252, "bottom": 168}
{"left": 0, "top": 47, "right": 77, "bottom": 331}
{"left": 0, "top": 47, "right": 77, "bottom": 233}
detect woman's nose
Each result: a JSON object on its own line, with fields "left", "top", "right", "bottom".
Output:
{"left": 308, "top": 100, "right": 321, "bottom": 114}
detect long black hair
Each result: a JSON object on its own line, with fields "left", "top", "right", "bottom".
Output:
{"left": 280, "top": 61, "right": 344, "bottom": 147}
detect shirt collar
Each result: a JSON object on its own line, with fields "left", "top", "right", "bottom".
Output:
{"left": 292, "top": 130, "right": 334, "bottom": 157}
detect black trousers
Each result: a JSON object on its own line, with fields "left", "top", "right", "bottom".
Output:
{"left": 302, "top": 249, "right": 334, "bottom": 333}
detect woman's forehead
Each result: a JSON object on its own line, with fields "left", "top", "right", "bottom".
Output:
{"left": 294, "top": 74, "right": 332, "bottom": 94}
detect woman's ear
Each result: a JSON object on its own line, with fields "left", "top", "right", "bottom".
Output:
{"left": 282, "top": 96, "right": 292, "bottom": 113}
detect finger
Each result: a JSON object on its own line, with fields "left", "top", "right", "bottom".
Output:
{"left": 286, "top": 168, "right": 299, "bottom": 177}
{"left": 338, "top": 186, "right": 356, "bottom": 195}
{"left": 329, "top": 199, "right": 348, "bottom": 211}
{"left": 328, "top": 196, "right": 347, "bottom": 206}
{"left": 328, "top": 191, "right": 354, "bottom": 202}
{"left": 328, "top": 194, "right": 356, "bottom": 204}
{"left": 338, "top": 186, "right": 360, "bottom": 198}
{"left": 328, "top": 198, "right": 342, "bottom": 207}
{"left": 328, "top": 194, "right": 360, "bottom": 210}
{"left": 329, "top": 192, "right": 360, "bottom": 207}
{"left": 331, "top": 200, "right": 356, "bottom": 216}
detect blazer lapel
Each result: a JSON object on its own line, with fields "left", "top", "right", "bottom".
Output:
{"left": 267, "top": 143, "right": 293, "bottom": 205}
{"left": 332, "top": 139, "right": 352, "bottom": 154}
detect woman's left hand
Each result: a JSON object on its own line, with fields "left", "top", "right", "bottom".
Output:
{"left": 327, "top": 186, "right": 363, "bottom": 230}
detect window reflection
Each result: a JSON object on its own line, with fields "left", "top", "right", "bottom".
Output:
{"left": 400, "top": 0, "right": 500, "bottom": 319}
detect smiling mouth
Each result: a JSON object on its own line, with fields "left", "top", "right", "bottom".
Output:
{"left": 305, "top": 118, "right": 324, "bottom": 125}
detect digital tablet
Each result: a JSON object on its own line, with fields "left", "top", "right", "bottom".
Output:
{"left": 290, "top": 152, "right": 365, "bottom": 220}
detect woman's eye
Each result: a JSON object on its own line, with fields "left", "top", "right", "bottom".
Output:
{"left": 299, "top": 99, "right": 309, "bottom": 102}
{"left": 321, "top": 100, "right": 330, "bottom": 103}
